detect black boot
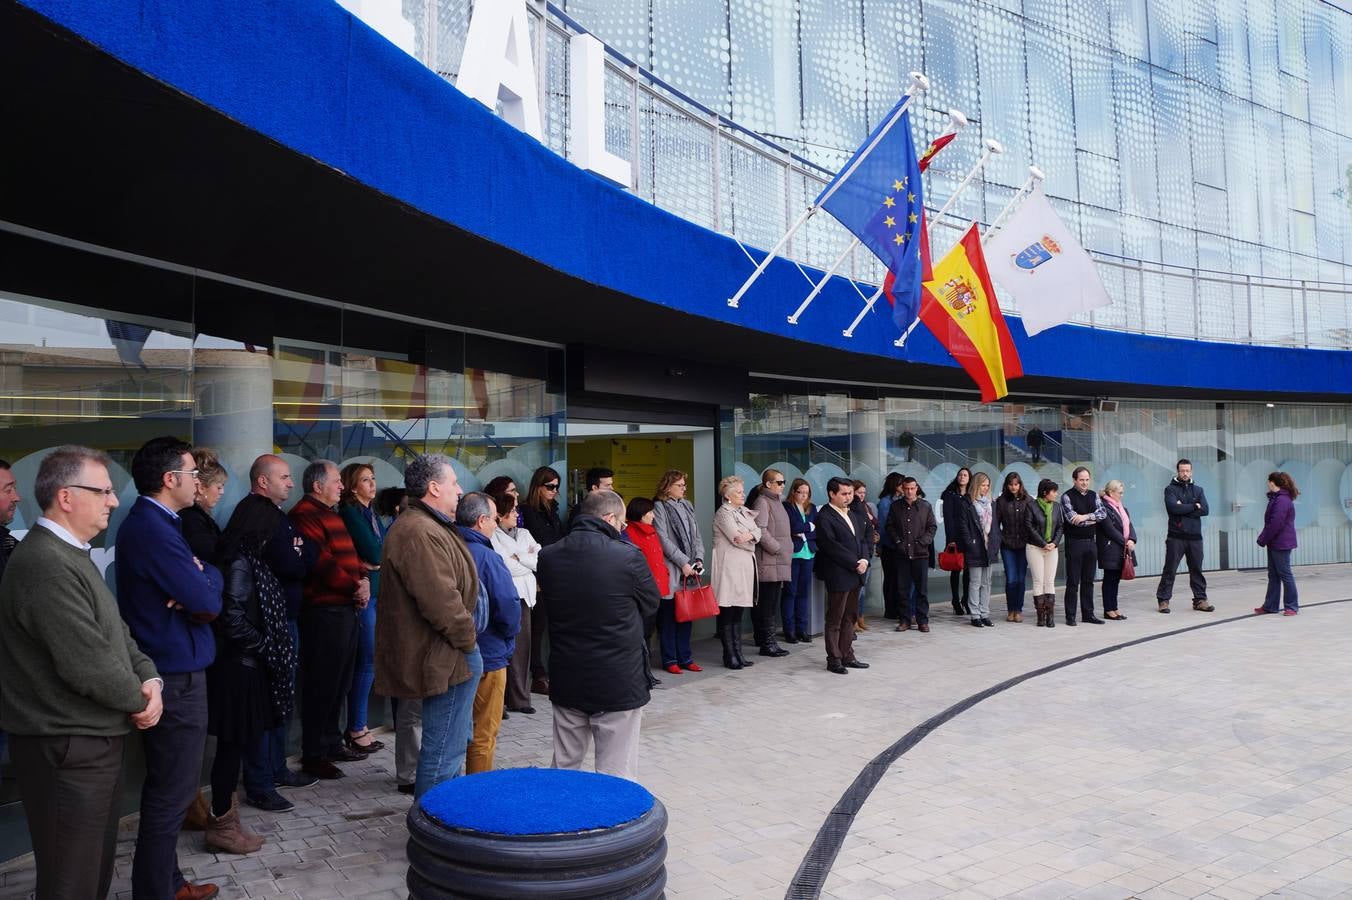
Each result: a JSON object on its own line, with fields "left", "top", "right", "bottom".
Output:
{"left": 731, "top": 610, "right": 754, "bottom": 667}
{"left": 719, "top": 614, "right": 741, "bottom": 670}
{"left": 758, "top": 605, "right": 789, "bottom": 657}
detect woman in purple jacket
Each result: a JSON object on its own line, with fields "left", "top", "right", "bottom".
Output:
{"left": 1254, "top": 471, "right": 1299, "bottom": 616}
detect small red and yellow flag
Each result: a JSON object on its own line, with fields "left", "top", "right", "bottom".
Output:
{"left": 919, "top": 224, "right": 1023, "bottom": 403}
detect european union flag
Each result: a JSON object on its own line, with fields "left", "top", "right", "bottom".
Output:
{"left": 816, "top": 102, "right": 925, "bottom": 332}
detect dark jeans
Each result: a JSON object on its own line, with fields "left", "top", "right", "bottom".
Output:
{"left": 878, "top": 548, "right": 901, "bottom": 619}
{"left": 1101, "top": 567, "right": 1123, "bottom": 612}
{"left": 1064, "top": 538, "right": 1097, "bottom": 619}
{"left": 299, "top": 605, "right": 358, "bottom": 762}
{"left": 785, "top": 557, "right": 814, "bottom": 634}
{"left": 656, "top": 596, "right": 693, "bottom": 666}
{"left": 824, "top": 588, "right": 860, "bottom": 663}
{"left": 1000, "top": 547, "right": 1028, "bottom": 612}
{"left": 1157, "top": 537, "right": 1207, "bottom": 601}
{"left": 347, "top": 595, "right": 377, "bottom": 733}
{"left": 133, "top": 670, "right": 208, "bottom": 900}
{"left": 244, "top": 617, "right": 297, "bottom": 795}
{"left": 897, "top": 556, "right": 930, "bottom": 623}
{"left": 756, "top": 580, "right": 785, "bottom": 638}
{"left": 1263, "top": 548, "right": 1298, "bottom": 611}
{"left": 12, "top": 734, "right": 126, "bottom": 900}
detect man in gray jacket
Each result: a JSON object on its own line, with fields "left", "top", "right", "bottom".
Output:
{"left": 0, "top": 446, "right": 171, "bottom": 900}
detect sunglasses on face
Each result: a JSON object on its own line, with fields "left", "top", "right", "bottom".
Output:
{"left": 543, "top": 483, "right": 560, "bottom": 491}
{"left": 771, "top": 479, "right": 785, "bottom": 486}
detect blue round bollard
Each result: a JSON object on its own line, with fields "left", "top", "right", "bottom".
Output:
{"left": 406, "top": 768, "right": 668, "bottom": 899}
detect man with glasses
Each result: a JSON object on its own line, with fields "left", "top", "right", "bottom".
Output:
{"left": 116, "top": 436, "right": 224, "bottom": 900}
{"left": 538, "top": 490, "right": 660, "bottom": 780}
{"left": 0, "top": 446, "right": 170, "bottom": 900}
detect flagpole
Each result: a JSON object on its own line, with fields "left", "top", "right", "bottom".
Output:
{"left": 982, "top": 165, "right": 1045, "bottom": 243}
{"left": 726, "top": 71, "right": 929, "bottom": 309}
{"left": 842, "top": 283, "right": 886, "bottom": 338}
{"left": 792, "top": 109, "right": 968, "bottom": 326}
{"left": 926, "top": 138, "right": 1003, "bottom": 254}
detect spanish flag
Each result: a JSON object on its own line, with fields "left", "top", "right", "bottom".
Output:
{"left": 919, "top": 224, "right": 1023, "bottom": 402}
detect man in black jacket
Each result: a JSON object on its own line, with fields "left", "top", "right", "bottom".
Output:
{"left": 1060, "top": 466, "right": 1106, "bottom": 625}
{"left": 538, "top": 490, "right": 659, "bottom": 781}
{"left": 887, "top": 477, "right": 938, "bottom": 633}
{"left": 816, "top": 477, "right": 872, "bottom": 674}
{"left": 1156, "top": 459, "right": 1212, "bottom": 613}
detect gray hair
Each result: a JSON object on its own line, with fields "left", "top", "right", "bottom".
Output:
{"left": 579, "top": 489, "right": 624, "bottom": 521}
{"left": 455, "top": 491, "right": 494, "bottom": 527}
{"left": 301, "top": 459, "right": 338, "bottom": 496}
{"left": 35, "top": 445, "right": 112, "bottom": 510}
{"left": 405, "top": 454, "right": 452, "bottom": 499}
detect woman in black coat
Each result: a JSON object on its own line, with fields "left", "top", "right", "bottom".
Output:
{"left": 1097, "top": 479, "right": 1138, "bottom": 621}
{"left": 206, "top": 494, "right": 297, "bottom": 852}
{"left": 180, "top": 447, "right": 228, "bottom": 565}
{"left": 940, "top": 467, "right": 972, "bottom": 616}
{"left": 815, "top": 477, "right": 871, "bottom": 675}
{"left": 520, "top": 466, "right": 565, "bottom": 694}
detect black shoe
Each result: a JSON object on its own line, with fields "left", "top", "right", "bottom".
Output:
{"left": 952, "top": 600, "right": 964, "bottom": 616}
{"left": 501, "top": 711, "right": 509, "bottom": 720}
{"left": 1065, "top": 618, "right": 1078, "bottom": 626}
{"left": 301, "top": 759, "right": 345, "bottom": 780}
{"left": 1083, "top": 615, "right": 1105, "bottom": 624}
{"left": 781, "top": 632, "right": 798, "bottom": 644}
{"left": 827, "top": 661, "right": 848, "bottom": 674}
{"left": 275, "top": 769, "right": 319, "bottom": 789}
{"left": 244, "top": 791, "right": 294, "bottom": 813}
{"left": 843, "top": 659, "right": 869, "bottom": 669}
{"left": 796, "top": 633, "right": 812, "bottom": 644}
{"left": 971, "top": 619, "right": 984, "bottom": 628}
{"left": 507, "top": 706, "right": 536, "bottom": 714}
{"left": 329, "top": 745, "right": 367, "bottom": 762}
{"left": 397, "top": 783, "right": 414, "bottom": 795}
{"left": 982, "top": 618, "right": 994, "bottom": 627}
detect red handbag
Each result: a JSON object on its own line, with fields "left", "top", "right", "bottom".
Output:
{"left": 674, "top": 576, "right": 719, "bottom": 623}
{"left": 1122, "top": 551, "right": 1137, "bottom": 581}
{"left": 938, "top": 542, "right": 965, "bottom": 572}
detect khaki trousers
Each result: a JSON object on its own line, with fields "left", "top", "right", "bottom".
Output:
{"left": 551, "top": 705, "right": 643, "bottom": 781}
{"left": 466, "top": 668, "right": 506, "bottom": 774}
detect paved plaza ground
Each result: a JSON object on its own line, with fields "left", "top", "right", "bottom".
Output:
{"left": 2, "top": 563, "right": 1351, "bottom": 899}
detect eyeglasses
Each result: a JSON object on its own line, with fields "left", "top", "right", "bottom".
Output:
{"left": 543, "top": 483, "right": 560, "bottom": 491}
{"left": 169, "top": 469, "right": 202, "bottom": 480}
{"left": 67, "top": 484, "right": 117, "bottom": 497}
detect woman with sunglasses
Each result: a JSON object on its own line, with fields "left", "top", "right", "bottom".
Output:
{"left": 521, "top": 466, "right": 565, "bottom": 695}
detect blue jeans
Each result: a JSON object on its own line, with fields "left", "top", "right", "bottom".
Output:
{"left": 243, "top": 618, "right": 298, "bottom": 795}
{"left": 656, "top": 597, "right": 693, "bottom": 667}
{"left": 347, "top": 596, "right": 377, "bottom": 733}
{"left": 1263, "top": 548, "right": 1298, "bottom": 611}
{"left": 415, "top": 647, "right": 483, "bottom": 798}
{"left": 785, "top": 557, "right": 814, "bottom": 635}
{"left": 1000, "top": 547, "right": 1028, "bottom": 612}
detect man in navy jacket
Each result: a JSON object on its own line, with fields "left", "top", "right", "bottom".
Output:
{"left": 455, "top": 492, "right": 521, "bottom": 774}
{"left": 116, "top": 436, "right": 223, "bottom": 900}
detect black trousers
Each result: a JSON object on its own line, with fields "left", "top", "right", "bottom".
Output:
{"left": 879, "top": 548, "right": 901, "bottom": 619}
{"left": 299, "top": 605, "right": 358, "bottom": 762}
{"left": 530, "top": 595, "right": 549, "bottom": 678}
{"left": 1157, "top": 537, "right": 1207, "bottom": 601}
{"left": 897, "top": 557, "right": 930, "bottom": 623}
{"left": 12, "top": 733, "right": 126, "bottom": 900}
{"left": 1064, "top": 538, "right": 1098, "bottom": 619}
{"left": 133, "top": 670, "right": 208, "bottom": 899}
{"left": 949, "top": 567, "right": 971, "bottom": 606}
{"left": 1102, "top": 567, "right": 1123, "bottom": 612}
{"left": 756, "top": 580, "right": 784, "bottom": 636}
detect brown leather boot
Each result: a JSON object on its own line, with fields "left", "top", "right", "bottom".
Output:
{"left": 205, "top": 794, "right": 265, "bottom": 855}
{"left": 181, "top": 790, "right": 209, "bottom": 831}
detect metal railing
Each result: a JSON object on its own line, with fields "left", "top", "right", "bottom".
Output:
{"left": 402, "top": 1, "right": 1352, "bottom": 351}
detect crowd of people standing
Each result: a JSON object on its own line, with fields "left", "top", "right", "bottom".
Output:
{"left": 0, "top": 443, "right": 1309, "bottom": 899}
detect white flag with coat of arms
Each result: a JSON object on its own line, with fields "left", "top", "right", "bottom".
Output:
{"left": 985, "top": 185, "right": 1113, "bottom": 336}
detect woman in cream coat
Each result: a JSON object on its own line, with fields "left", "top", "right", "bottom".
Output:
{"left": 489, "top": 491, "right": 541, "bottom": 714}
{"left": 712, "top": 475, "right": 761, "bottom": 670}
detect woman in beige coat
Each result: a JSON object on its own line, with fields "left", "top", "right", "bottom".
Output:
{"left": 712, "top": 476, "right": 761, "bottom": 670}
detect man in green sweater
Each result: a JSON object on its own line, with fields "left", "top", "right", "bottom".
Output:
{"left": 0, "top": 446, "right": 171, "bottom": 900}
